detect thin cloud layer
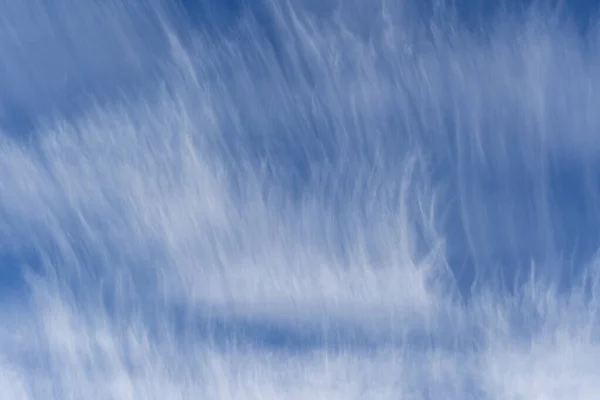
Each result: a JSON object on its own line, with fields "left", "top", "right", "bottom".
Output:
{"left": 1, "top": 0, "right": 600, "bottom": 398}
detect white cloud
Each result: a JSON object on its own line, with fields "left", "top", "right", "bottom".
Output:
{"left": 2, "top": 0, "right": 600, "bottom": 399}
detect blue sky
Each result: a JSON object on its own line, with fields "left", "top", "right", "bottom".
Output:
{"left": 2, "top": 0, "right": 600, "bottom": 398}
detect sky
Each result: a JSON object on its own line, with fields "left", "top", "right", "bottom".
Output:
{"left": 1, "top": 0, "right": 600, "bottom": 398}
